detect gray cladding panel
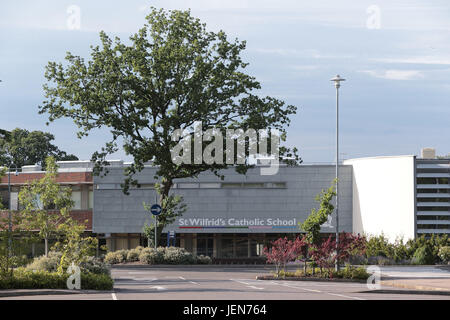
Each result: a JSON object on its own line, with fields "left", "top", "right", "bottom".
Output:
{"left": 93, "top": 165, "right": 353, "bottom": 234}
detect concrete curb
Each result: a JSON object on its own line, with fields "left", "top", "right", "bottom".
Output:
{"left": 0, "top": 289, "right": 114, "bottom": 298}
{"left": 380, "top": 280, "right": 450, "bottom": 294}
{"left": 111, "top": 264, "right": 276, "bottom": 269}
{"left": 255, "top": 275, "right": 367, "bottom": 283}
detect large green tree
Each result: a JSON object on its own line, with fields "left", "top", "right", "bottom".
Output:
{"left": 0, "top": 128, "right": 78, "bottom": 169}
{"left": 39, "top": 8, "right": 300, "bottom": 241}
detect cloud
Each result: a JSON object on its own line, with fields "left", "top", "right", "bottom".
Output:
{"left": 360, "top": 69, "right": 424, "bottom": 80}
{"left": 371, "top": 56, "right": 450, "bottom": 66}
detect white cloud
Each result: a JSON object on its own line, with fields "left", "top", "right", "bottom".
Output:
{"left": 360, "top": 69, "right": 424, "bottom": 80}
{"left": 371, "top": 56, "right": 450, "bottom": 66}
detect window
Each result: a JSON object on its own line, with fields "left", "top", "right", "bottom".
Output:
{"left": 88, "top": 190, "right": 93, "bottom": 209}
{"left": 417, "top": 198, "right": 449, "bottom": 203}
{"left": 199, "top": 183, "right": 221, "bottom": 189}
{"left": 178, "top": 183, "right": 199, "bottom": 189}
{"left": 417, "top": 189, "right": 450, "bottom": 194}
{"left": 417, "top": 178, "right": 437, "bottom": 184}
{"left": 221, "top": 183, "right": 242, "bottom": 189}
{"left": 71, "top": 191, "right": 81, "bottom": 209}
{"left": 221, "top": 182, "right": 286, "bottom": 189}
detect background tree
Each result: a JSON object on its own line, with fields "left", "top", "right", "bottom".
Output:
{"left": 299, "top": 179, "right": 337, "bottom": 274}
{"left": 263, "top": 236, "right": 306, "bottom": 278}
{"left": 39, "top": 8, "right": 300, "bottom": 242}
{"left": 300, "top": 179, "right": 337, "bottom": 244}
{"left": 143, "top": 192, "right": 186, "bottom": 246}
{"left": 18, "top": 157, "right": 75, "bottom": 256}
{"left": 0, "top": 128, "right": 78, "bottom": 169}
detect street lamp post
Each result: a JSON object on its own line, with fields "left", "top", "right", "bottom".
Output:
{"left": 330, "top": 75, "right": 345, "bottom": 272}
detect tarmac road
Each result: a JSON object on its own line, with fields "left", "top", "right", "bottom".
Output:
{"left": 1, "top": 265, "right": 449, "bottom": 300}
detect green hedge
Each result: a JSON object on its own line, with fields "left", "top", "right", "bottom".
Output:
{"left": 277, "top": 266, "right": 369, "bottom": 280}
{"left": 105, "top": 247, "right": 212, "bottom": 265}
{"left": 0, "top": 269, "right": 113, "bottom": 290}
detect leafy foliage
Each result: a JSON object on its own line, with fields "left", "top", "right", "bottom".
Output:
{"left": 412, "top": 245, "right": 435, "bottom": 265}
{"left": 300, "top": 179, "right": 337, "bottom": 244}
{"left": 309, "top": 233, "right": 366, "bottom": 276}
{"left": 39, "top": 7, "right": 300, "bottom": 243}
{"left": 0, "top": 128, "right": 78, "bottom": 169}
{"left": 365, "top": 234, "right": 449, "bottom": 264}
{"left": 0, "top": 268, "right": 113, "bottom": 290}
{"left": 438, "top": 246, "right": 450, "bottom": 263}
{"left": 18, "top": 157, "right": 75, "bottom": 256}
{"left": 263, "top": 236, "right": 307, "bottom": 278}
{"left": 143, "top": 192, "right": 186, "bottom": 246}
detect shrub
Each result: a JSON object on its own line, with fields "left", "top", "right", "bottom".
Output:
{"left": 438, "top": 246, "right": 450, "bottom": 263}
{"left": 335, "top": 265, "right": 370, "bottom": 280}
{"left": 138, "top": 247, "right": 165, "bottom": 264}
{"left": 196, "top": 255, "right": 212, "bottom": 265}
{"left": 104, "top": 251, "right": 125, "bottom": 265}
{"left": 80, "top": 256, "right": 111, "bottom": 276}
{"left": 0, "top": 268, "right": 113, "bottom": 290}
{"left": 126, "top": 248, "right": 141, "bottom": 262}
{"left": 412, "top": 245, "right": 434, "bottom": 265}
{"left": 164, "top": 247, "right": 195, "bottom": 265}
{"left": 80, "top": 272, "right": 114, "bottom": 290}
{"left": 365, "top": 234, "right": 394, "bottom": 259}
{"left": 25, "top": 251, "right": 62, "bottom": 272}
{"left": 11, "top": 255, "right": 32, "bottom": 268}
{"left": 117, "top": 249, "right": 129, "bottom": 261}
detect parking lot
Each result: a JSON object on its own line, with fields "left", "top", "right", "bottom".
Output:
{"left": 1, "top": 266, "right": 449, "bottom": 300}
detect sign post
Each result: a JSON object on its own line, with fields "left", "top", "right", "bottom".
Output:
{"left": 167, "top": 230, "right": 175, "bottom": 247}
{"left": 150, "top": 204, "right": 162, "bottom": 249}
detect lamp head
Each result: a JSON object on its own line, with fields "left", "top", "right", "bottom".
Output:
{"left": 331, "top": 74, "right": 346, "bottom": 89}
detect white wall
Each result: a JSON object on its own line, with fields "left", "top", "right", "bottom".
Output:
{"left": 343, "top": 156, "right": 415, "bottom": 242}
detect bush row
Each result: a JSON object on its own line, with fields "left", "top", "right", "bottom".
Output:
{"left": 104, "top": 246, "right": 212, "bottom": 265}
{"left": 0, "top": 268, "right": 113, "bottom": 290}
{"left": 277, "top": 265, "right": 370, "bottom": 280}
{"left": 363, "top": 234, "right": 449, "bottom": 265}
{"left": 25, "top": 251, "right": 111, "bottom": 275}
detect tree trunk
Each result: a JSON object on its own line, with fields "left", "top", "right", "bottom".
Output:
{"left": 156, "top": 177, "right": 173, "bottom": 247}
{"left": 45, "top": 238, "right": 48, "bottom": 257}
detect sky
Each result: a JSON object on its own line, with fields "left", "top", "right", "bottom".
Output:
{"left": 0, "top": 0, "right": 449, "bottom": 163}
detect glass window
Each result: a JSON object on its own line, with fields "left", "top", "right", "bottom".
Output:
{"left": 71, "top": 191, "right": 81, "bottom": 209}
{"left": 235, "top": 235, "right": 248, "bottom": 257}
{"left": 222, "top": 183, "right": 242, "bottom": 188}
{"left": 199, "top": 183, "right": 221, "bottom": 189}
{"left": 178, "top": 183, "right": 199, "bottom": 189}
{"left": 219, "top": 237, "right": 234, "bottom": 258}
{"left": 88, "top": 191, "right": 93, "bottom": 209}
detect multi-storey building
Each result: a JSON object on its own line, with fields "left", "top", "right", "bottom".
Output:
{"left": 0, "top": 161, "right": 94, "bottom": 256}
{"left": 1, "top": 149, "right": 448, "bottom": 258}
{"left": 415, "top": 158, "right": 450, "bottom": 235}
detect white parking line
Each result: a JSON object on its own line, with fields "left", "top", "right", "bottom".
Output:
{"left": 248, "top": 286, "right": 264, "bottom": 290}
{"left": 230, "top": 279, "right": 264, "bottom": 290}
{"left": 272, "top": 281, "right": 366, "bottom": 300}
{"left": 111, "top": 293, "right": 118, "bottom": 300}
{"left": 230, "top": 279, "right": 251, "bottom": 285}
{"left": 189, "top": 281, "right": 200, "bottom": 285}
{"left": 326, "top": 292, "right": 365, "bottom": 300}
{"left": 281, "top": 283, "right": 322, "bottom": 293}
{"left": 149, "top": 286, "right": 166, "bottom": 290}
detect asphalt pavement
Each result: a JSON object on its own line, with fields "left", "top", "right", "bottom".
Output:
{"left": 1, "top": 265, "right": 449, "bottom": 300}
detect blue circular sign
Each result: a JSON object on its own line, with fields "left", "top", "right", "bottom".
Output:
{"left": 150, "top": 204, "right": 162, "bottom": 216}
